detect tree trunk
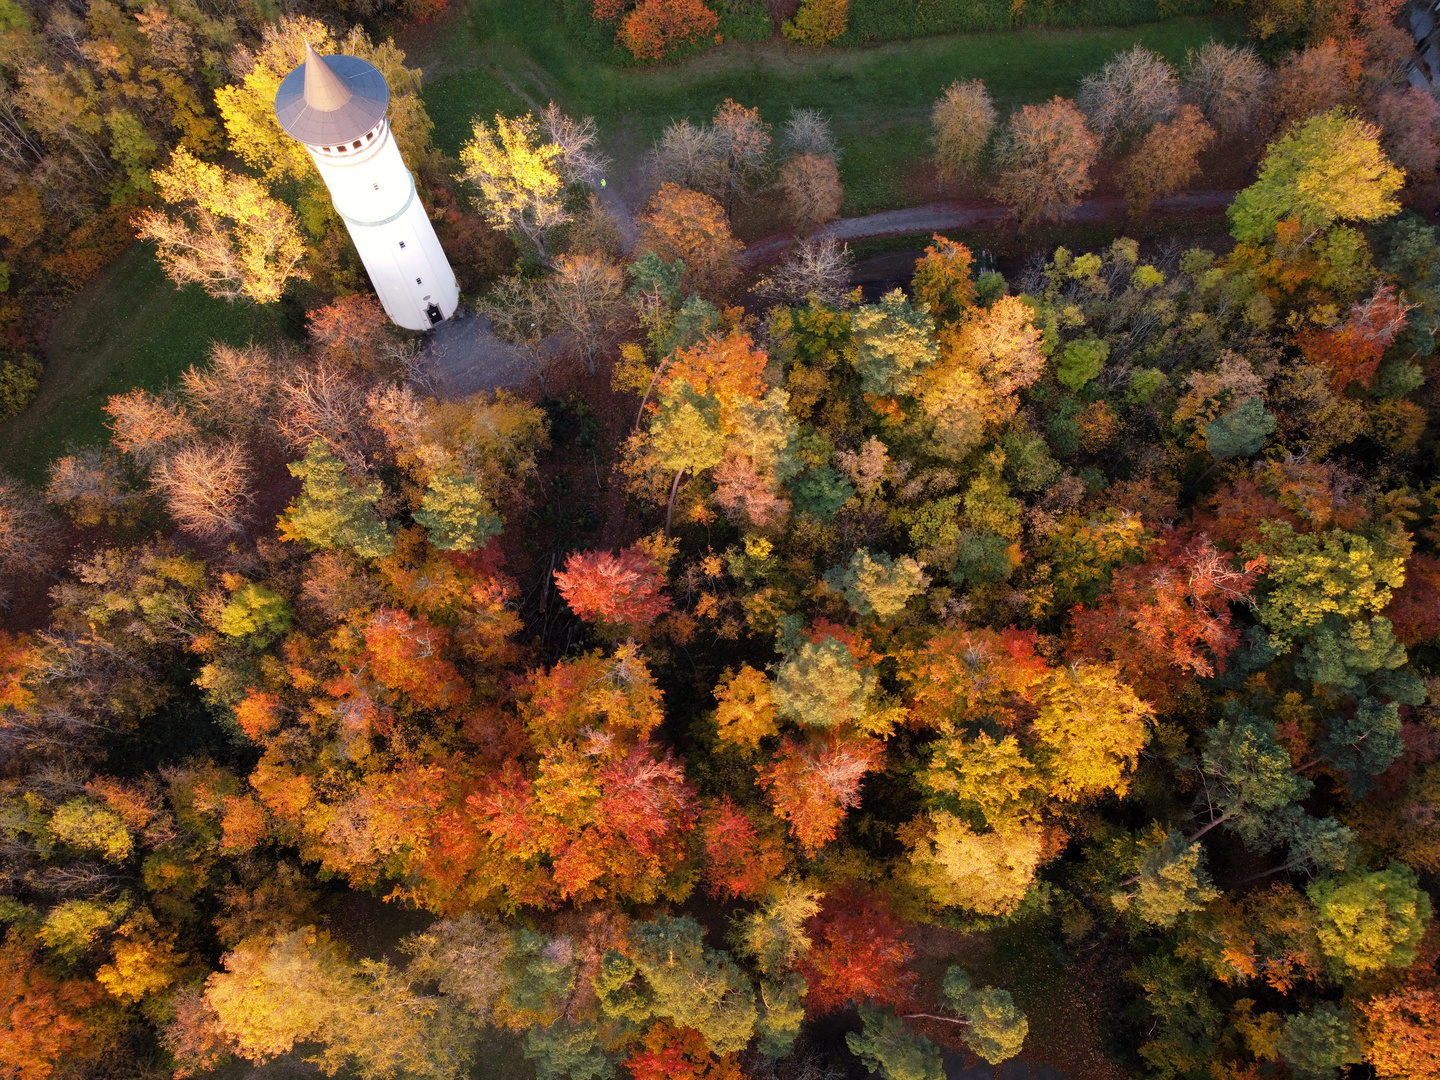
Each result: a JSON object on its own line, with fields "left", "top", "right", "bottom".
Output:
{"left": 531, "top": 349, "right": 551, "bottom": 398}
{"left": 665, "top": 468, "right": 685, "bottom": 536}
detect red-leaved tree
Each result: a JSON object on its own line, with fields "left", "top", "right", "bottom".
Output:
{"left": 1068, "top": 535, "right": 1261, "bottom": 704}
{"left": 1298, "top": 284, "right": 1411, "bottom": 393}
{"left": 1384, "top": 552, "right": 1440, "bottom": 647}
{"left": 363, "top": 608, "right": 470, "bottom": 710}
{"left": 756, "top": 732, "right": 882, "bottom": 852}
{"left": 555, "top": 547, "right": 673, "bottom": 625}
{"left": 700, "top": 797, "right": 787, "bottom": 899}
{"left": 795, "top": 885, "right": 917, "bottom": 1016}
{"left": 626, "top": 1021, "right": 744, "bottom": 1080}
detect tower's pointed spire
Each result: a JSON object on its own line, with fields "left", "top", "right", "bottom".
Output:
{"left": 303, "top": 41, "right": 352, "bottom": 112}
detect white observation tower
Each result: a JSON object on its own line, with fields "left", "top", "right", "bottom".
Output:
{"left": 275, "top": 44, "right": 459, "bottom": 331}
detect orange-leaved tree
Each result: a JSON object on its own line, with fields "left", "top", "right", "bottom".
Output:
{"left": 912, "top": 234, "right": 976, "bottom": 325}
{"left": 1068, "top": 535, "right": 1263, "bottom": 705}
{"left": 756, "top": 731, "right": 882, "bottom": 851}
{"left": 618, "top": 0, "right": 719, "bottom": 62}
{"left": 555, "top": 545, "right": 672, "bottom": 625}
{"left": 639, "top": 183, "right": 743, "bottom": 295}
{"left": 466, "top": 739, "right": 698, "bottom": 904}
{"left": 363, "top": 608, "right": 471, "bottom": 711}
{"left": 1360, "top": 986, "right": 1440, "bottom": 1080}
{"left": 0, "top": 936, "right": 103, "bottom": 1080}
{"left": 992, "top": 97, "right": 1099, "bottom": 230}
{"left": 1298, "top": 284, "right": 1412, "bottom": 393}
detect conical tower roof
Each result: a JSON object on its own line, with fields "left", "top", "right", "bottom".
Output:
{"left": 274, "top": 44, "right": 388, "bottom": 147}
{"left": 302, "top": 42, "right": 352, "bottom": 111}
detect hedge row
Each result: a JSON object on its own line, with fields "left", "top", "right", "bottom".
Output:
{"left": 562, "top": 0, "right": 1217, "bottom": 61}
{"left": 840, "top": 0, "right": 1214, "bottom": 42}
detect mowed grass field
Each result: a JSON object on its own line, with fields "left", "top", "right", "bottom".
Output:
{"left": 1, "top": 0, "right": 1240, "bottom": 484}
{"left": 0, "top": 244, "right": 292, "bottom": 484}
{"left": 411, "top": 0, "right": 1241, "bottom": 213}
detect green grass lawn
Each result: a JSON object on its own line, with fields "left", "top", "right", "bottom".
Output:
{"left": 0, "top": 244, "right": 292, "bottom": 484}
{"left": 413, "top": 0, "right": 1243, "bottom": 214}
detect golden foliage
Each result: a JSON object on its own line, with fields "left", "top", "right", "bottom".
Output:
{"left": 932, "top": 80, "right": 997, "bottom": 184}
{"left": 215, "top": 17, "right": 431, "bottom": 184}
{"left": 908, "top": 812, "right": 1046, "bottom": 915}
{"left": 137, "top": 148, "right": 308, "bottom": 303}
{"left": 918, "top": 294, "right": 1045, "bottom": 459}
{"left": 713, "top": 664, "right": 777, "bottom": 749}
{"left": 458, "top": 112, "right": 569, "bottom": 263}
{"left": 639, "top": 182, "right": 744, "bottom": 294}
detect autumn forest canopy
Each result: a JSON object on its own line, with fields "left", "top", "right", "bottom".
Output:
{"left": 3, "top": 0, "right": 1440, "bottom": 1078}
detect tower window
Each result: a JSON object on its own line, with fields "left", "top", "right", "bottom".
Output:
{"left": 321, "top": 146, "right": 330, "bottom": 152}
{"left": 336, "top": 144, "right": 346, "bottom": 152}
{"left": 373, "top": 183, "right": 379, "bottom": 190}
{"left": 398, "top": 241, "right": 406, "bottom": 249}
{"left": 365, "top": 132, "right": 374, "bottom": 141}
{"left": 416, "top": 278, "right": 422, "bottom": 284}
{"left": 352, "top": 140, "right": 362, "bottom": 149}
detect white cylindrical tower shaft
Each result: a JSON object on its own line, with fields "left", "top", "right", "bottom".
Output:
{"left": 275, "top": 45, "right": 460, "bottom": 332}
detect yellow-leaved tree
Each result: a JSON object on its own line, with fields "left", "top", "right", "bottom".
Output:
{"left": 214, "top": 16, "right": 432, "bottom": 186}
{"left": 917, "top": 294, "right": 1046, "bottom": 460}
{"left": 714, "top": 664, "right": 778, "bottom": 749}
{"left": 902, "top": 627, "right": 1152, "bottom": 914}
{"left": 458, "top": 113, "right": 569, "bottom": 266}
{"left": 135, "top": 147, "right": 308, "bottom": 303}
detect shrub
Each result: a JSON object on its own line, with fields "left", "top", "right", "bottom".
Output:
{"left": 932, "top": 80, "right": 997, "bottom": 184}
{"left": 619, "top": 0, "right": 720, "bottom": 60}
{"left": 0, "top": 354, "right": 41, "bottom": 422}
{"left": 1181, "top": 41, "right": 1269, "bottom": 138}
{"left": 784, "top": 0, "right": 848, "bottom": 44}
{"left": 782, "top": 108, "right": 838, "bottom": 160}
{"left": 779, "top": 152, "right": 843, "bottom": 234}
{"left": 993, "top": 97, "right": 1100, "bottom": 229}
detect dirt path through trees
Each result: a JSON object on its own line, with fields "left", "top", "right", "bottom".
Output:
{"left": 742, "top": 187, "right": 1239, "bottom": 264}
